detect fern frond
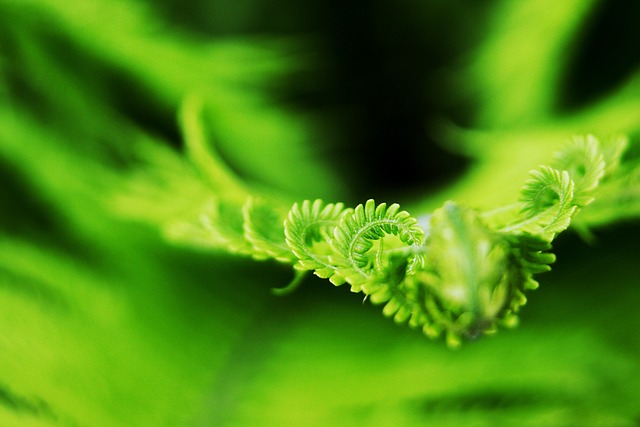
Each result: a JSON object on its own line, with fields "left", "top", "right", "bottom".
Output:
{"left": 329, "top": 199, "right": 426, "bottom": 292}
{"left": 163, "top": 130, "right": 634, "bottom": 348}
{"left": 364, "top": 253, "right": 420, "bottom": 324}
{"left": 284, "top": 199, "right": 346, "bottom": 282}
{"left": 517, "top": 166, "right": 576, "bottom": 236}
{"left": 364, "top": 202, "right": 560, "bottom": 348}
{"left": 281, "top": 198, "right": 562, "bottom": 347}
{"left": 507, "top": 234, "right": 555, "bottom": 291}
{"left": 551, "top": 135, "right": 605, "bottom": 207}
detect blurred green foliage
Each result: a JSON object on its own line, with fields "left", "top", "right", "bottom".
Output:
{"left": 0, "top": 0, "right": 639, "bottom": 426}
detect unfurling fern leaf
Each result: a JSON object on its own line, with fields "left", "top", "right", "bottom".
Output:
{"left": 518, "top": 166, "right": 576, "bottom": 237}
{"left": 284, "top": 199, "right": 346, "bottom": 281}
{"left": 283, "top": 199, "right": 425, "bottom": 292}
{"left": 277, "top": 135, "right": 620, "bottom": 347}
{"left": 329, "top": 199, "right": 425, "bottom": 292}
{"left": 551, "top": 135, "right": 605, "bottom": 207}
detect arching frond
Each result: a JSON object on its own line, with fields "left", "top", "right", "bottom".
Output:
{"left": 329, "top": 199, "right": 426, "bottom": 291}
{"left": 283, "top": 199, "right": 346, "bottom": 281}
{"left": 164, "top": 132, "right": 634, "bottom": 348}
{"left": 551, "top": 135, "right": 605, "bottom": 207}
{"left": 518, "top": 166, "right": 576, "bottom": 236}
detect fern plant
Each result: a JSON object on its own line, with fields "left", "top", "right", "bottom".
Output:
{"left": 286, "top": 135, "right": 625, "bottom": 348}
{"left": 157, "top": 100, "right": 636, "bottom": 347}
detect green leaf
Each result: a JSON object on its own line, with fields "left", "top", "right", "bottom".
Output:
{"left": 329, "top": 199, "right": 425, "bottom": 292}
{"left": 518, "top": 166, "right": 576, "bottom": 236}
{"left": 243, "top": 197, "right": 296, "bottom": 263}
{"left": 551, "top": 135, "right": 605, "bottom": 207}
{"left": 284, "top": 199, "right": 346, "bottom": 282}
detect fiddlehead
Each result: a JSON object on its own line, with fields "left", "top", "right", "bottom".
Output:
{"left": 329, "top": 200, "right": 426, "bottom": 292}
{"left": 283, "top": 199, "right": 425, "bottom": 293}
{"left": 513, "top": 165, "right": 576, "bottom": 236}
{"left": 550, "top": 134, "right": 605, "bottom": 207}
{"left": 284, "top": 199, "right": 346, "bottom": 281}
